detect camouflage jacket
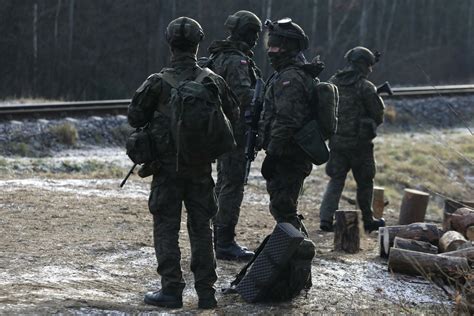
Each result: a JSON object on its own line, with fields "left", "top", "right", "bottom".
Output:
{"left": 329, "top": 64, "right": 385, "bottom": 150}
{"left": 207, "top": 40, "right": 260, "bottom": 144}
{"left": 127, "top": 52, "right": 239, "bottom": 176}
{"left": 258, "top": 59, "right": 314, "bottom": 163}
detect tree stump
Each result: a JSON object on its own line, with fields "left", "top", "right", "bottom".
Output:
{"left": 439, "top": 230, "right": 470, "bottom": 253}
{"left": 388, "top": 248, "right": 470, "bottom": 280}
{"left": 379, "top": 223, "right": 441, "bottom": 257}
{"left": 372, "top": 186, "right": 384, "bottom": 219}
{"left": 334, "top": 210, "right": 360, "bottom": 253}
{"left": 393, "top": 236, "right": 438, "bottom": 254}
{"left": 399, "top": 188, "right": 430, "bottom": 225}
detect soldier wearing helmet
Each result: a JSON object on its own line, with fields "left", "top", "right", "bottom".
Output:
{"left": 128, "top": 17, "right": 239, "bottom": 309}
{"left": 204, "top": 10, "right": 262, "bottom": 261}
{"left": 319, "top": 46, "right": 385, "bottom": 233}
{"left": 257, "top": 18, "right": 315, "bottom": 232}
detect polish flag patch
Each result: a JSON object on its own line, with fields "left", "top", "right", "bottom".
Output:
{"left": 282, "top": 80, "right": 291, "bottom": 86}
{"left": 240, "top": 59, "right": 248, "bottom": 65}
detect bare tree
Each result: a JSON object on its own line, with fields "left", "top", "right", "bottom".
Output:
{"left": 33, "top": 2, "right": 38, "bottom": 96}
{"left": 359, "top": 0, "right": 369, "bottom": 45}
{"left": 311, "top": 0, "right": 318, "bottom": 47}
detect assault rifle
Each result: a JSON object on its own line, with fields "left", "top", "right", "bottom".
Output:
{"left": 376, "top": 81, "right": 393, "bottom": 96}
{"left": 243, "top": 78, "right": 265, "bottom": 185}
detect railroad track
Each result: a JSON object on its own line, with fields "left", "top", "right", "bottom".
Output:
{"left": 1, "top": 84, "right": 473, "bottom": 119}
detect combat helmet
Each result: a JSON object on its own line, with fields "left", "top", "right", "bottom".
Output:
{"left": 165, "top": 17, "right": 204, "bottom": 48}
{"left": 344, "top": 46, "right": 380, "bottom": 66}
{"left": 225, "top": 10, "right": 262, "bottom": 33}
{"left": 265, "top": 18, "right": 309, "bottom": 51}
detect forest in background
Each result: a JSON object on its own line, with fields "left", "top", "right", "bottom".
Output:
{"left": 1, "top": 0, "right": 473, "bottom": 101}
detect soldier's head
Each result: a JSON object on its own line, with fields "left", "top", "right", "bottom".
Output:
{"left": 165, "top": 17, "right": 204, "bottom": 54}
{"left": 225, "top": 10, "right": 262, "bottom": 48}
{"left": 344, "top": 46, "right": 380, "bottom": 75}
{"left": 264, "top": 18, "right": 309, "bottom": 69}
{"left": 265, "top": 18, "right": 308, "bottom": 54}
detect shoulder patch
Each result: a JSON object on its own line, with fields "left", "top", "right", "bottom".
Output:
{"left": 240, "top": 59, "right": 248, "bottom": 65}
{"left": 282, "top": 80, "right": 291, "bottom": 86}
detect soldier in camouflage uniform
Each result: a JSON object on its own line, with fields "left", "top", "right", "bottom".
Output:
{"left": 319, "top": 46, "right": 385, "bottom": 233}
{"left": 127, "top": 17, "right": 239, "bottom": 309}
{"left": 258, "top": 18, "right": 314, "bottom": 230}
{"left": 207, "top": 10, "right": 262, "bottom": 261}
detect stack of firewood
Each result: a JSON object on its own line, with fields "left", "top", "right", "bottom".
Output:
{"left": 379, "top": 204, "right": 474, "bottom": 311}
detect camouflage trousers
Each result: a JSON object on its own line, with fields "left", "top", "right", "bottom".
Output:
{"left": 148, "top": 168, "right": 218, "bottom": 298}
{"left": 214, "top": 144, "right": 246, "bottom": 228}
{"left": 319, "top": 144, "right": 376, "bottom": 224}
{"left": 262, "top": 155, "right": 312, "bottom": 228}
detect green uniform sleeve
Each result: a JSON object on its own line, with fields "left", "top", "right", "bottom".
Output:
{"left": 266, "top": 71, "right": 311, "bottom": 156}
{"left": 221, "top": 56, "right": 254, "bottom": 111}
{"left": 361, "top": 80, "right": 385, "bottom": 126}
{"left": 128, "top": 74, "right": 162, "bottom": 128}
{"left": 213, "top": 75, "right": 240, "bottom": 124}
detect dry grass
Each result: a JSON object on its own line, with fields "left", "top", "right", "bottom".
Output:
{"left": 49, "top": 123, "right": 79, "bottom": 145}
{"left": 341, "top": 130, "right": 473, "bottom": 219}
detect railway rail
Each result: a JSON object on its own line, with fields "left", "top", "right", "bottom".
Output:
{"left": 1, "top": 84, "right": 474, "bottom": 119}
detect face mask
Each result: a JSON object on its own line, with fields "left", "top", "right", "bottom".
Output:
{"left": 267, "top": 50, "right": 299, "bottom": 70}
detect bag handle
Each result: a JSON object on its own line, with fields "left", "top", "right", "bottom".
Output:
{"left": 223, "top": 234, "right": 271, "bottom": 294}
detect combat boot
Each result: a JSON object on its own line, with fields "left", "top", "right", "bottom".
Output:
{"left": 364, "top": 217, "right": 385, "bottom": 233}
{"left": 215, "top": 225, "right": 254, "bottom": 261}
{"left": 144, "top": 290, "right": 183, "bottom": 308}
{"left": 319, "top": 220, "right": 334, "bottom": 232}
{"left": 198, "top": 295, "right": 217, "bottom": 309}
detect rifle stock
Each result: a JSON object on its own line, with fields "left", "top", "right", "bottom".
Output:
{"left": 377, "top": 81, "right": 393, "bottom": 95}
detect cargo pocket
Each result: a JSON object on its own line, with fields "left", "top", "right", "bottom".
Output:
{"left": 148, "top": 175, "right": 168, "bottom": 215}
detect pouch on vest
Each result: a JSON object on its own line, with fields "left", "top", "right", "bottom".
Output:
{"left": 358, "top": 117, "right": 377, "bottom": 140}
{"left": 125, "top": 126, "right": 155, "bottom": 164}
{"left": 314, "top": 82, "right": 339, "bottom": 141}
{"left": 294, "top": 119, "right": 329, "bottom": 165}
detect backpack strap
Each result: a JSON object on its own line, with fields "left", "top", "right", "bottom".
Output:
{"left": 195, "top": 67, "right": 212, "bottom": 83}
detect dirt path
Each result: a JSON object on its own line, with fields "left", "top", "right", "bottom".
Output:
{"left": 0, "top": 149, "right": 453, "bottom": 314}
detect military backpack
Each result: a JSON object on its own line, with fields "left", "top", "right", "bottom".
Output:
{"left": 161, "top": 67, "right": 236, "bottom": 170}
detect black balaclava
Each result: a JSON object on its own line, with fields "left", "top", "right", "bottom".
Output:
{"left": 267, "top": 34, "right": 300, "bottom": 70}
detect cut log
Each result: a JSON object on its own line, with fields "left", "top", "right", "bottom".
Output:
{"left": 443, "top": 199, "right": 474, "bottom": 230}
{"left": 388, "top": 248, "right": 470, "bottom": 280}
{"left": 441, "top": 246, "right": 474, "bottom": 264}
{"left": 334, "top": 210, "right": 360, "bottom": 253}
{"left": 372, "top": 186, "right": 384, "bottom": 219}
{"left": 379, "top": 223, "right": 442, "bottom": 258}
{"left": 444, "top": 199, "right": 474, "bottom": 214}
{"left": 439, "top": 230, "right": 470, "bottom": 253}
{"left": 467, "top": 226, "right": 474, "bottom": 241}
{"left": 449, "top": 208, "right": 474, "bottom": 239}
{"left": 393, "top": 236, "right": 438, "bottom": 254}
{"left": 399, "top": 188, "right": 430, "bottom": 225}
